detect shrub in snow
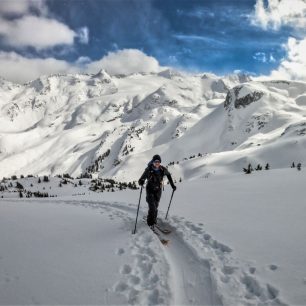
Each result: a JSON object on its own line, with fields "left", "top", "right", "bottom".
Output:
{"left": 63, "top": 173, "right": 73, "bottom": 179}
{"left": 255, "top": 164, "right": 262, "bottom": 171}
{"left": 243, "top": 163, "right": 253, "bottom": 174}
{"left": 79, "top": 172, "right": 92, "bottom": 179}
{"left": 16, "top": 182, "right": 24, "bottom": 189}
{"left": 291, "top": 162, "right": 295, "bottom": 168}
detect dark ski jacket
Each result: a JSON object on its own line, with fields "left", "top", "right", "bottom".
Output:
{"left": 138, "top": 163, "right": 175, "bottom": 192}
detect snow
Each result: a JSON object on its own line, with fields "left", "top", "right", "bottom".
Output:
{"left": 0, "top": 200, "right": 129, "bottom": 305}
{"left": 1, "top": 168, "right": 305, "bottom": 305}
{"left": 1, "top": 69, "right": 306, "bottom": 304}
{"left": 94, "top": 168, "right": 306, "bottom": 305}
{"left": 1, "top": 70, "right": 306, "bottom": 181}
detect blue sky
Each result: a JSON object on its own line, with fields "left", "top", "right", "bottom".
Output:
{"left": 0, "top": 0, "right": 305, "bottom": 82}
{"left": 44, "top": 0, "right": 287, "bottom": 74}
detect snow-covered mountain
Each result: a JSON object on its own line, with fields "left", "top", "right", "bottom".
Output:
{"left": 1, "top": 69, "right": 306, "bottom": 181}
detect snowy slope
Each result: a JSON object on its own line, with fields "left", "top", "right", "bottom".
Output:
{"left": 1, "top": 168, "right": 305, "bottom": 305}
{"left": 0, "top": 70, "right": 306, "bottom": 181}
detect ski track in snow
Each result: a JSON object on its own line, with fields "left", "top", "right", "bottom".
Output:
{"left": 40, "top": 199, "right": 285, "bottom": 305}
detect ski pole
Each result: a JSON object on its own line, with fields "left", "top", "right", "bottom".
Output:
{"left": 165, "top": 189, "right": 175, "bottom": 220}
{"left": 132, "top": 186, "right": 143, "bottom": 234}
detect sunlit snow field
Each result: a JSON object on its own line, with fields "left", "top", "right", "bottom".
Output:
{"left": 1, "top": 168, "right": 305, "bottom": 305}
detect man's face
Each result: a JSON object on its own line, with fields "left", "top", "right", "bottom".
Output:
{"left": 153, "top": 160, "right": 161, "bottom": 168}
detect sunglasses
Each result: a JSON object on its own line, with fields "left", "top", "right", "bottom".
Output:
{"left": 153, "top": 160, "right": 160, "bottom": 164}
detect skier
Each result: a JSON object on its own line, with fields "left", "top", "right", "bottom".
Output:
{"left": 138, "top": 154, "right": 176, "bottom": 228}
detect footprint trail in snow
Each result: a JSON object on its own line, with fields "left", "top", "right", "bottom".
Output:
{"left": 63, "top": 199, "right": 286, "bottom": 306}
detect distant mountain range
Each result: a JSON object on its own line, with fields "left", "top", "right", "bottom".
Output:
{"left": 1, "top": 69, "right": 306, "bottom": 181}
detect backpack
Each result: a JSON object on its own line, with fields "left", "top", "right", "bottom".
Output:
{"left": 147, "top": 166, "right": 165, "bottom": 191}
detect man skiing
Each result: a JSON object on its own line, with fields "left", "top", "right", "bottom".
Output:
{"left": 138, "top": 154, "right": 176, "bottom": 228}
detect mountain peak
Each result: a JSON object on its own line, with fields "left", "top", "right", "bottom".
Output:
{"left": 158, "top": 68, "right": 183, "bottom": 79}
{"left": 92, "top": 69, "right": 112, "bottom": 83}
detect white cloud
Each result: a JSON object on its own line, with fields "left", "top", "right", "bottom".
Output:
{"left": 252, "top": 0, "right": 306, "bottom": 30}
{"left": 251, "top": 0, "right": 306, "bottom": 81}
{"left": 75, "top": 56, "right": 92, "bottom": 66}
{"left": 0, "top": 51, "right": 78, "bottom": 83}
{"left": 253, "top": 52, "right": 268, "bottom": 63}
{"left": 0, "top": 15, "right": 76, "bottom": 49}
{"left": 0, "top": 1, "right": 31, "bottom": 15}
{"left": 0, "top": 0, "right": 47, "bottom": 16}
{"left": 77, "top": 27, "right": 89, "bottom": 44}
{"left": 269, "top": 37, "right": 306, "bottom": 80}
{"left": 253, "top": 51, "right": 276, "bottom": 63}
{"left": 0, "top": 49, "right": 163, "bottom": 84}
{"left": 85, "top": 49, "right": 162, "bottom": 75}
{"left": 269, "top": 53, "right": 276, "bottom": 63}
{"left": 0, "top": 0, "right": 87, "bottom": 50}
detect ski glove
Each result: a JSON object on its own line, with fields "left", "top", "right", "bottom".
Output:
{"left": 138, "top": 179, "right": 145, "bottom": 186}
{"left": 172, "top": 185, "right": 177, "bottom": 191}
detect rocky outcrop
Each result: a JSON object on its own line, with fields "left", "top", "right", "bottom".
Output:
{"left": 224, "top": 85, "right": 264, "bottom": 110}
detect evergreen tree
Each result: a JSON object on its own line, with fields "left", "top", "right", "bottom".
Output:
{"left": 291, "top": 162, "right": 295, "bottom": 168}
{"left": 16, "top": 182, "right": 24, "bottom": 189}
{"left": 38, "top": 177, "right": 41, "bottom": 183}
{"left": 265, "top": 163, "right": 270, "bottom": 170}
{"left": 255, "top": 164, "right": 262, "bottom": 171}
{"left": 243, "top": 163, "right": 253, "bottom": 174}
{"left": 19, "top": 190, "right": 23, "bottom": 198}
{"left": 297, "top": 163, "right": 302, "bottom": 171}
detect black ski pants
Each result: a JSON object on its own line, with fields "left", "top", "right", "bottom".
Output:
{"left": 146, "top": 188, "right": 162, "bottom": 226}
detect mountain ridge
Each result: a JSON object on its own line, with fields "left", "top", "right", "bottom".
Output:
{"left": 0, "top": 69, "right": 306, "bottom": 181}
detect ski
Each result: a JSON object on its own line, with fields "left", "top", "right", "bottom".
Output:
{"left": 143, "top": 216, "right": 172, "bottom": 235}
{"left": 155, "top": 223, "right": 172, "bottom": 235}
{"left": 151, "top": 227, "right": 169, "bottom": 246}
{"left": 142, "top": 216, "right": 170, "bottom": 245}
